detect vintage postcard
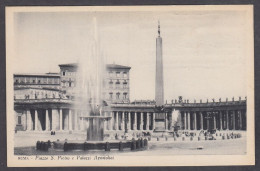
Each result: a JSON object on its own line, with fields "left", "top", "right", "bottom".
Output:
{"left": 6, "top": 5, "right": 254, "bottom": 166}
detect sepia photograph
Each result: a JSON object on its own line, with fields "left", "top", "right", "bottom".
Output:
{"left": 6, "top": 5, "right": 254, "bottom": 166}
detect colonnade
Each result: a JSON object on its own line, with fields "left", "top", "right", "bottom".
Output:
{"left": 25, "top": 108, "right": 75, "bottom": 131}
{"left": 18, "top": 108, "right": 246, "bottom": 131}
{"left": 181, "top": 110, "right": 246, "bottom": 131}
{"left": 23, "top": 109, "right": 169, "bottom": 132}
{"left": 106, "top": 111, "right": 158, "bottom": 131}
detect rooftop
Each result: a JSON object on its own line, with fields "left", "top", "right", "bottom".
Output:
{"left": 58, "top": 63, "right": 78, "bottom": 67}
{"left": 14, "top": 73, "right": 60, "bottom": 77}
{"left": 58, "top": 63, "right": 131, "bottom": 69}
{"left": 106, "top": 64, "right": 131, "bottom": 69}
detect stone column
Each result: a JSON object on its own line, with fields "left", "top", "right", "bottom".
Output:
{"left": 219, "top": 111, "right": 223, "bottom": 130}
{"left": 226, "top": 111, "right": 229, "bottom": 130}
{"left": 122, "top": 112, "right": 125, "bottom": 131}
{"left": 200, "top": 112, "right": 203, "bottom": 130}
{"left": 213, "top": 112, "right": 216, "bottom": 130}
{"left": 165, "top": 113, "right": 168, "bottom": 130}
{"left": 146, "top": 113, "right": 150, "bottom": 130}
{"left": 168, "top": 112, "right": 172, "bottom": 130}
{"left": 112, "top": 112, "right": 115, "bottom": 130}
{"left": 26, "top": 110, "right": 32, "bottom": 131}
{"left": 140, "top": 112, "right": 143, "bottom": 130}
{"left": 45, "top": 109, "right": 49, "bottom": 131}
{"left": 35, "top": 109, "right": 38, "bottom": 131}
{"left": 152, "top": 113, "right": 155, "bottom": 130}
{"left": 85, "top": 118, "right": 89, "bottom": 130}
{"left": 184, "top": 112, "right": 187, "bottom": 130}
{"left": 207, "top": 112, "right": 210, "bottom": 130}
{"left": 244, "top": 110, "right": 247, "bottom": 130}
{"left": 103, "top": 112, "right": 107, "bottom": 130}
{"left": 110, "top": 112, "right": 113, "bottom": 130}
{"left": 69, "top": 109, "right": 72, "bottom": 131}
{"left": 194, "top": 112, "right": 197, "bottom": 130}
{"left": 232, "top": 111, "right": 236, "bottom": 130}
{"left": 239, "top": 110, "right": 242, "bottom": 130}
{"left": 52, "top": 109, "right": 58, "bottom": 131}
{"left": 74, "top": 110, "right": 78, "bottom": 131}
{"left": 59, "top": 109, "right": 63, "bottom": 131}
{"left": 134, "top": 112, "right": 137, "bottom": 130}
{"left": 187, "top": 112, "right": 190, "bottom": 130}
{"left": 127, "top": 112, "right": 131, "bottom": 130}
{"left": 115, "top": 112, "right": 119, "bottom": 130}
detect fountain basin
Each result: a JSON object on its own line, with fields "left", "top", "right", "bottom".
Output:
{"left": 36, "top": 138, "right": 149, "bottom": 152}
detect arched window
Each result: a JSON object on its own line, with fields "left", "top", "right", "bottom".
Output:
{"left": 116, "top": 92, "right": 120, "bottom": 99}
{"left": 123, "top": 93, "right": 127, "bottom": 99}
{"left": 116, "top": 72, "right": 120, "bottom": 77}
{"left": 116, "top": 80, "right": 120, "bottom": 89}
{"left": 123, "top": 80, "right": 127, "bottom": 88}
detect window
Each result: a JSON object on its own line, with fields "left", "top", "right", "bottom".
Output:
{"left": 15, "top": 79, "right": 19, "bottom": 83}
{"left": 26, "top": 77, "right": 30, "bottom": 83}
{"left": 116, "top": 80, "right": 120, "bottom": 89}
{"left": 32, "top": 80, "right": 35, "bottom": 84}
{"left": 69, "top": 82, "right": 72, "bottom": 87}
{"left": 48, "top": 78, "right": 53, "bottom": 84}
{"left": 123, "top": 72, "right": 127, "bottom": 78}
{"left": 62, "top": 71, "right": 66, "bottom": 76}
{"left": 43, "top": 78, "right": 47, "bottom": 84}
{"left": 109, "top": 92, "right": 113, "bottom": 99}
{"left": 109, "top": 80, "right": 113, "bottom": 88}
{"left": 18, "top": 115, "right": 22, "bottom": 125}
{"left": 54, "top": 78, "right": 59, "bottom": 84}
{"left": 38, "top": 80, "right": 41, "bottom": 84}
{"left": 123, "top": 81, "right": 127, "bottom": 88}
{"left": 123, "top": 93, "right": 127, "bottom": 99}
{"left": 116, "top": 92, "right": 120, "bottom": 99}
{"left": 20, "top": 77, "right": 25, "bottom": 83}
{"left": 116, "top": 72, "right": 120, "bottom": 77}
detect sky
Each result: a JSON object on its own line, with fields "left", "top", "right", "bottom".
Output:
{"left": 11, "top": 8, "right": 250, "bottom": 102}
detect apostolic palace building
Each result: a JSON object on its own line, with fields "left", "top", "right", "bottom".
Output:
{"left": 13, "top": 24, "right": 247, "bottom": 134}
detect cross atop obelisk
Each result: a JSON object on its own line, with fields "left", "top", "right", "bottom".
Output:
{"left": 155, "top": 21, "right": 164, "bottom": 106}
{"left": 158, "top": 20, "right": 160, "bottom": 37}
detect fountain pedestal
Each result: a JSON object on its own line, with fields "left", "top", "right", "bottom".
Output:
{"left": 86, "top": 116, "right": 111, "bottom": 141}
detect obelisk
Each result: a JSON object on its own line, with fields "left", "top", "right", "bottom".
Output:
{"left": 155, "top": 21, "right": 164, "bottom": 106}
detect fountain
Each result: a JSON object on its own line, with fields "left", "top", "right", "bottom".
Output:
{"left": 74, "top": 17, "right": 110, "bottom": 141}
{"left": 35, "top": 17, "right": 148, "bottom": 152}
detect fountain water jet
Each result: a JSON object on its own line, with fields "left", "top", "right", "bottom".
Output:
{"left": 75, "top": 17, "right": 111, "bottom": 141}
